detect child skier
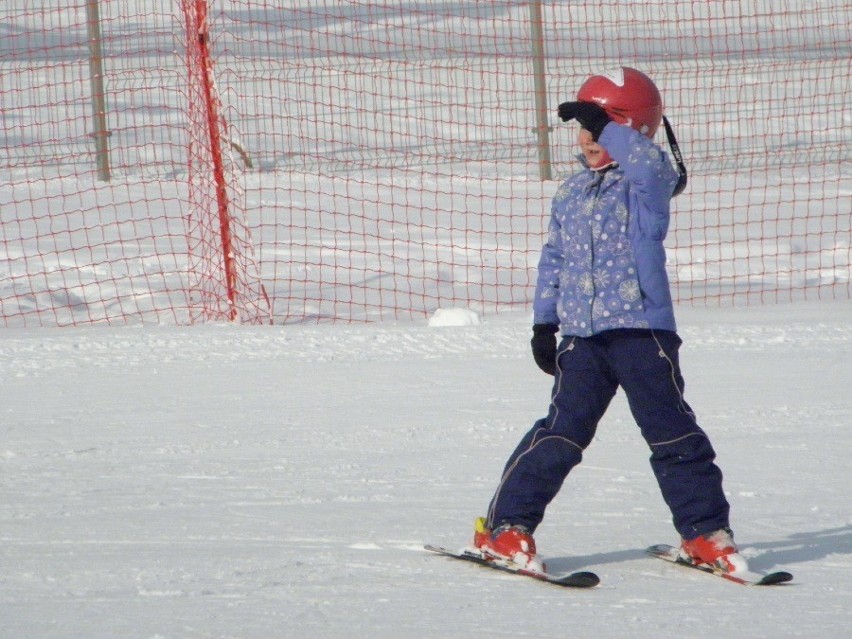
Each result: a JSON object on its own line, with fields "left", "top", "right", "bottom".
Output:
{"left": 473, "top": 67, "right": 748, "bottom": 576}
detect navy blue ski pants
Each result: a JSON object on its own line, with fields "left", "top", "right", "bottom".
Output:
{"left": 487, "top": 329, "right": 730, "bottom": 540}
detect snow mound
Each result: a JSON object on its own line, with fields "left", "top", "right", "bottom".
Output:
{"left": 427, "top": 307, "right": 481, "bottom": 327}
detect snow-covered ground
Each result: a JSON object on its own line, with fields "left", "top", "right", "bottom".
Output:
{"left": 2, "top": 2, "right": 850, "bottom": 637}
{"left": 2, "top": 299, "right": 850, "bottom": 638}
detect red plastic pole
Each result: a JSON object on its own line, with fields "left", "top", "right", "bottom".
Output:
{"left": 191, "top": 0, "right": 238, "bottom": 321}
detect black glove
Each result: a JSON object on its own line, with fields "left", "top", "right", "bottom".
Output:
{"left": 557, "top": 101, "right": 611, "bottom": 141}
{"left": 530, "top": 323, "right": 560, "bottom": 376}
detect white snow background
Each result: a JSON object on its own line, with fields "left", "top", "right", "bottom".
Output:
{"left": 2, "top": 2, "right": 852, "bottom": 638}
{"left": 2, "top": 300, "right": 851, "bottom": 638}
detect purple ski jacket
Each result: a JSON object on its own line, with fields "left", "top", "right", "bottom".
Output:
{"left": 533, "top": 122, "right": 681, "bottom": 337}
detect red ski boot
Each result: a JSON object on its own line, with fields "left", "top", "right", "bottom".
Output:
{"left": 679, "top": 527, "right": 749, "bottom": 574}
{"left": 473, "top": 517, "right": 545, "bottom": 573}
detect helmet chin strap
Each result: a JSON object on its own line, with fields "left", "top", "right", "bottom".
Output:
{"left": 662, "top": 116, "right": 688, "bottom": 196}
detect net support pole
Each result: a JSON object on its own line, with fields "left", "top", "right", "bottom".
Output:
{"left": 529, "top": 1, "right": 552, "bottom": 181}
{"left": 86, "top": 0, "right": 111, "bottom": 182}
{"left": 191, "top": 0, "right": 239, "bottom": 321}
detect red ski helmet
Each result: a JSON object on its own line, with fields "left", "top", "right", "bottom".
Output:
{"left": 576, "top": 67, "right": 663, "bottom": 138}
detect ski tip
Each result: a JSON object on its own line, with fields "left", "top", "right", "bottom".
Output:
{"left": 562, "top": 570, "right": 600, "bottom": 588}
{"left": 645, "top": 543, "right": 675, "bottom": 554}
{"left": 754, "top": 571, "right": 794, "bottom": 586}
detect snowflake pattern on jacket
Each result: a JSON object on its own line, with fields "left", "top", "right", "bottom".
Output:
{"left": 533, "top": 123, "right": 681, "bottom": 337}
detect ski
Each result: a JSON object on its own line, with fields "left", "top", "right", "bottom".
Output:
{"left": 424, "top": 544, "right": 600, "bottom": 588}
{"left": 646, "top": 544, "right": 793, "bottom": 586}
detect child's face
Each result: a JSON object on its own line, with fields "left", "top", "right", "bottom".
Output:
{"left": 577, "top": 128, "right": 614, "bottom": 170}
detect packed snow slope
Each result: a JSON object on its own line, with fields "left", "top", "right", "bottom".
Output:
{"left": 1, "top": 299, "right": 850, "bottom": 638}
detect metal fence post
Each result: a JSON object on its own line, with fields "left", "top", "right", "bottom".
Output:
{"left": 86, "top": 0, "right": 111, "bottom": 182}
{"left": 529, "top": 1, "right": 552, "bottom": 181}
